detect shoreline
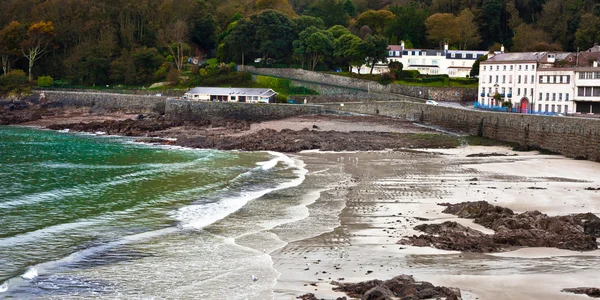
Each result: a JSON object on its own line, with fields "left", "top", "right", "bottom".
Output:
{"left": 272, "top": 147, "right": 600, "bottom": 300}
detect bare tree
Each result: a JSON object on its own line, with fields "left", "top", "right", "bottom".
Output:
{"left": 158, "top": 20, "right": 190, "bottom": 74}
{"left": 21, "top": 21, "right": 55, "bottom": 81}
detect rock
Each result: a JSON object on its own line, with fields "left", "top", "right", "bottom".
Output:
{"left": 562, "top": 287, "right": 600, "bottom": 298}
{"left": 333, "top": 275, "right": 461, "bottom": 300}
{"left": 361, "top": 285, "right": 394, "bottom": 300}
{"left": 401, "top": 202, "right": 599, "bottom": 252}
{"left": 296, "top": 293, "right": 319, "bottom": 300}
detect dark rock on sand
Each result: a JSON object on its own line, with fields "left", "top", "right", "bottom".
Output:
{"left": 562, "top": 287, "right": 600, "bottom": 298}
{"left": 332, "top": 275, "right": 461, "bottom": 300}
{"left": 401, "top": 201, "right": 600, "bottom": 252}
{"left": 466, "top": 152, "right": 517, "bottom": 157}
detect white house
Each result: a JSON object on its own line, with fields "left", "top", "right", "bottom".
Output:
{"left": 352, "top": 41, "right": 491, "bottom": 77}
{"left": 183, "top": 87, "right": 277, "bottom": 103}
{"left": 478, "top": 46, "right": 600, "bottom": 115}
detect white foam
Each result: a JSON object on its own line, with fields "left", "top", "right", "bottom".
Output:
{"left": 177, "top": 152, "right": 307, "bottom": 230}
{"left": 21, "top": 267, "right": 38, "bottom": 280}
{"left": 0, "top": 281, "right": 7, "bottom": 293}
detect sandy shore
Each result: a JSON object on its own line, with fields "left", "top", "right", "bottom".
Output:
{"left": 271, "top": 146, "right": 600, "bottom": 299}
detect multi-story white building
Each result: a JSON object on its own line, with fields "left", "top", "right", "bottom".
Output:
{"left": 352, "top": 41, "right": 491, "bottom": 77}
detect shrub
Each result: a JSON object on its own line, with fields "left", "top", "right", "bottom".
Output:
{"left": 166, "top": 68, "right": 179, "bottom": 85}
{"left": 0, "top": 70, "right": 30, "bottom": 95}
{"left": 400, "top": 70, "right": 420, "bottom": 79}
{"left": 275, "top": 94, "right": 288, "bottom": 103}
{"left": 37, "top": 75, "right": 54, "bottom": 87}
{"left": 377, "top": 72, "right": 393, "bottom": 85}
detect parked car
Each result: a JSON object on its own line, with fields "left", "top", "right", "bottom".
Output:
{"left": 426, "top": 100, "right": 439, "bottom": 105}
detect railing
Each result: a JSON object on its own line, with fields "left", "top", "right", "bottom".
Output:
{"left": 480, "top": 93, "right": 485, "bottom": 96}
{"left": 474, "top": 102, "right": 560, "bottom": 116}
{"left": 507, "top": 94, "right": 512, "bottom": 97}
{"left": 500, "top": 93, "right": 505, "bottom": 97}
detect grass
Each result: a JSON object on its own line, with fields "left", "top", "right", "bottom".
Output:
{"left": 322, "top": 71, "right": 478, "bottom": 88}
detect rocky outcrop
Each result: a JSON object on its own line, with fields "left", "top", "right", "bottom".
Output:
{"left": 562, "top": 287, "right": 600, "bottom": 298}
{"left": 400, "top": 202, "right": 600, "bottom": 252}
{"left": 332, "top": 275, "right": 461, "bottom": 300}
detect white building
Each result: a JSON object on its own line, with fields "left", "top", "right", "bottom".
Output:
{"left": 478, "top": 47, "right": 600, "bottom": 115}
{"left": 352, "top": 41, "right": 491, "bottom": 78}
{"left": 183, "top": 87, "right": 277, "bottom": 103}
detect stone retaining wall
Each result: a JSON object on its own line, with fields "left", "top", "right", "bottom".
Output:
{"left": 322, "top": 101, "right": 600, "bottom": 161}
{"left": 165, "top": 100, "right": 323, "bottom": 121}
{"left": 242, "top": 66, "right": 477, "bottom": 102}
{"left": 42, "top": 91, "right": 166, "bottom": 114}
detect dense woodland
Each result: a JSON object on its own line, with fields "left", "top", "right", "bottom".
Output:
{"left": 0, "top": 0, "right": 599, "bottom": 87}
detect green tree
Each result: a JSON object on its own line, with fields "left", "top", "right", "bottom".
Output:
{"left": 222, "top": 19, "right": 256, "bottom": 65}
{"left": 21, "top": 21, "right": 56, "bottom": 81}
{"left": 292, "top": 15, "right": 325, "bottom": 34}
{"left": 0, "top": 21, "right": 24, "bottom": 76}
{"left": 158, "top": 20, "right": 190, "bottom": 74}
{"left": 386, "top": 4, "right": 428, "bottom": 48}
{"left": 575, "top": 13, "right": 600, "bottom": 50}
{"left": 334, "top": 33, "right": 364, "bottom": 73}
{"left": 470, "top": 54, "right": 487, "bottom": 78}
{"left": 327, "top": 25, "right": 351, "bottom": 39}
{"left": 360, "top": 34, "right": 388, "bottom": 74}
{"left": 480, "top": 0, "right": 504, "bottom": 48}
{"left": 343, "top": 0, "right": 356, "bottom": 17}
{"left": 304, "top": 29, "right": 334, "bottom": 70}
{"left": 251, "top": 9, "right": 295, "bottom": 61}
{"left": 305, "top": 0, "right": 349, "bottom": 28}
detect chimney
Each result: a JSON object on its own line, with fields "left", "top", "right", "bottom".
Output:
{"left": 501, "top": 44, "right": 505, "bottom": 53}
{"left": 488, "top": 50, "right": 496, "bottom": 59}
{"left": 594, "top": 60, "right": 599, "bottom": 68}
{"left": 444, "top": 42, "right": 449, "bottom": 51}
{"left": 401, "top": 40, "right": 405, "bottom": 50}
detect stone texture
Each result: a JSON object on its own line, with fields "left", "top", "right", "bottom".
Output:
{"left": 42, "top": 91, "right": 166, "bottom": 114}
{"left": 322, "top": 101, "right": 600, "bottom": 162}
{"left": 243, "top": 66, "right": 476, "bottom": 102}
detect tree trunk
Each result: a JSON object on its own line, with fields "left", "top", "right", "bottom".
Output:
{"left": 369, "top": 59, "right": 375, "bottom": 75}
{"left": 1, "top": 55, "right": 8, "bottom": 75}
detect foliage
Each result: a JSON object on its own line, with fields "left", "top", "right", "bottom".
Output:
{"left": 400, "top": 70, "right": 420, "bottom": 79}
{"left": 255, "top": 75, "right": 318, "bottom": 95}
{"left": 304, "top": 0, "right": 349, "bottom": 28}
{"left": 21, "top": 21, "right": 56, "bottom": 81}
{"left": 0, "top": 21, "right": 24, "bottom": 75}
{"left": 470, "top": 54, "right": 488, "bottom": 78}
{"left": 425, "top": 13, "right": 458, "bottom": 48}
{"left": 293, "top": 26, "right": 333, "bottom": 70}
{"left": 0, "top": 69, "right": 29, "bottom": 95}
{"left": 37, "top": 75, "right": 53, "bottom": 87}
{"left": 360, "top": 34, "right": 388, "bottom": 75}
{"left": 355, "top": 10, "right": 395, "bottom": 35}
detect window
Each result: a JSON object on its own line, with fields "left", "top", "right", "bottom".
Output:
{"left": 559, "top": 76, "right": 563, "bottom": 83}
{"left": 524, "top": 76, "right": 527, "bottom": 84}
{"left": 496, "top": 75, "right": 499, "bottom": 83}
{"left": 546, "top": 93, "right": 549, "bottom": 100}
{"left": 595, "top": 87, "right": 600, "bottom": 97}
{"left": 552, "top": 93, "right": 556, "bottom": 101}
{"left": 503, "top": 75, "right": 506, "bottom": 83}
{"left": 510, "top": 65, "right": 514, "bottom": 71}
{"left": 432, "top": 60, "right": 439, "bottom": 65}
{"left": 517, "top": 88, "right": 521, "bottom": 95}
{"left": 489, "top": 75, "right": 492, "bottom": 83}
{"left": 231, "top": 96, "right": 236, "bottom": 100}
{"left": 503, "top": 65, "right": 506, "bottom": 71}
{"left": 496, "top": 65, "right": 499, "bottom": 71}
{"left": 539, "top": 76, "right": 544, "bottom": 83}
{"left": 484, "top": 66, "right": 486, "bottom": 71}
{"left": 554, "top": 75, "right": 557, "bottom": 83}
{"left": 532, "top": 65, "right": 535, "bottom": 70}
{"left": 566, "top": 76, "right": 570, "bottom": 83}
{"left": 509, "top": 75, "right": 513, "bottom": 83}
{"left": 545, "top": 104, "right": 549, "bottom": 111}
{"left": 518, "top": 75, "right": 521, "bottom": 83}
{"left": 451, "top": 53, "right": 455, "bottom": 58}
{"left": 559, "top": 93, "right": 562, "bottom": 101}
{"left": 519, "top": 65, "right": 522, "bottom": 71}
{"left": 509, "top": 87, "right": 513, "bottom": 95}
{"left": 595, "top": 72, "right": 600, "bottom": 79}
{"left": 539, "top": 92, "right": 542, "bottom": 100}
{"left": 579, "top": 87, "right": 585, "bottom": 96}
{"left": 565, "top": 105, "right": 568, "bottom": 113}
{"left": 558, "top": 106, "right": 562, "bottom": 113}
{"left": 538, "top": 104, "right": 542, "bottom": 111}
{"left": 531, "top": 89, "right": 533, "bottom": 96}
{"left": 551, "top": 105, "right": 555, "bottom": 112}
{"left": 566, "top": 93, "right": 569, "bottom": 101}
{"left": 488, "top": 87, "right": 492, "bottom": 93}
{"left": 462, "top": 53, "right": 465, "bottom": 58}
{"left": 502, "top": 87, "right": 505, "bottom": 95}
{"left": 524, "top": 88, "right": 527, "bottom": 96}
{"left": 525, "top": 65, "right": 528, "bottom": 70}
{"left": 531, "top": 75, "right": 534, "bottom": 83}
{"left": 586, "top": 87, "right": 592, "bottom": 97}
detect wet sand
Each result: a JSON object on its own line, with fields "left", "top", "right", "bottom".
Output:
{"left": 272, "top": 147, "right": 600, "bottom": 299}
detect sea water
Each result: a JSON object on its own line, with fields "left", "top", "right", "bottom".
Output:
{"left": 0, "top": 126, "right": 310, "bottom": 299}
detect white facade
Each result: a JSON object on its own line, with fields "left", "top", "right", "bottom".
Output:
{"left": 353, "top": 42, "right": 490, "bottom": 77}
{"left": 183, "top": 87, "right": 277, "bottom": 103}
{"left": 574, "top": 68, "right": 600, "bottom": 114}
{"left": 478, "top": 52, "right": 576, "bottom": 114}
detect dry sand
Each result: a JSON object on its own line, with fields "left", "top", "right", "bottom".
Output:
{"left": 271, "top": 146, "right": 600, "bottom": 300}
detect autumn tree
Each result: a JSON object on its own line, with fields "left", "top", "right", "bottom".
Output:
{"left": 255, "top": 0, "right": 297, "bottom": 17}
{"left": 456, "top": 9, "right": 481, "bottom": 50}
{"left": 21, "top": 21, "right": 55, "bottom": 81}
{"left": 0, "top": 21, "right": 24, "bottom": 76}
{"left": 355, "top": 10, "right": 395, "bottom": 35}
{"left": 158, "top": 20, "right": 190, "bottom": 74}
{"left": 512, "top": 23, "right": 561, "bottom": 52}
{"left": 425, "top": 13, "right": 458, "bottom": 48}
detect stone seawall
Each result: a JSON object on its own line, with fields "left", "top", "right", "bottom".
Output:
{"left": 42, "top": 91, "right": 167, "bottom": 114}
{"left": 242, "top": 66, "right": 477, "bottom": 102}
{"left": 323, "top": 101, "right": 600, "bottom": 162}
{"left": 165, "top": 100, "right": 323, "bottom": 122}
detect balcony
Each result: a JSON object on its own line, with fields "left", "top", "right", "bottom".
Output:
{"left": 507, "top": 93, "right": 512, "bottom": 97}
{"left": 487, "top": 93, "right": 491, "bottom": 97}
{"left": 500, "top": 93, "right": 506, "bottom": 97}
{"left": 480, "top": 93, "right": 485, "bottom": 97}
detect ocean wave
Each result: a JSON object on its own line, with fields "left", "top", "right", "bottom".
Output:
{"left": 176, "top": 152, "right": 308, "bottom": 230}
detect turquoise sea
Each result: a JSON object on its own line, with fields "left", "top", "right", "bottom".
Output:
{"left": 0, "top": 126, "right": 310, "bottom": 299}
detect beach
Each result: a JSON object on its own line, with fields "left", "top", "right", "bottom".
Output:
{"left": 271, "top": 147, "right": 600, "bottom": 299}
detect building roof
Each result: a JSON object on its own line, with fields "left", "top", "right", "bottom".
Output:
{"left": 483, "top": 52, "right": 548, "bottom": 63}
{"left": 388, "top": 45, "right": 403, "bottom": 52}
{"left": 186, "top": 87, "right": 277, "bottom": 97}
{"left": 407, "top": 65, "right": 439, "bottom": 68}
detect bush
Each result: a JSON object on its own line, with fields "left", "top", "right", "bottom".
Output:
{"left": 377, "top": 73, "right": 393, "bottom": 85}
{"left": 167, "top": 68, "right": 179, "bottom": 85}
{"left": 0, "top": 70, "right": 30, "bottom": 95}
{"left": 421, "top": 77, "right": 445, "bottom": 83}
{"left": 275, "top": 94, "right": 288, "bottom": 103}
{"left": 37, "top": 75, "right": 54, "bottom": 87}
{"left": 400, "top": 70, "right": 420, "bottom": 79}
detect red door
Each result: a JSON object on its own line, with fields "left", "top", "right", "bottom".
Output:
{"left": 520, "top": 98, "right": 529, "bottom": 113}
